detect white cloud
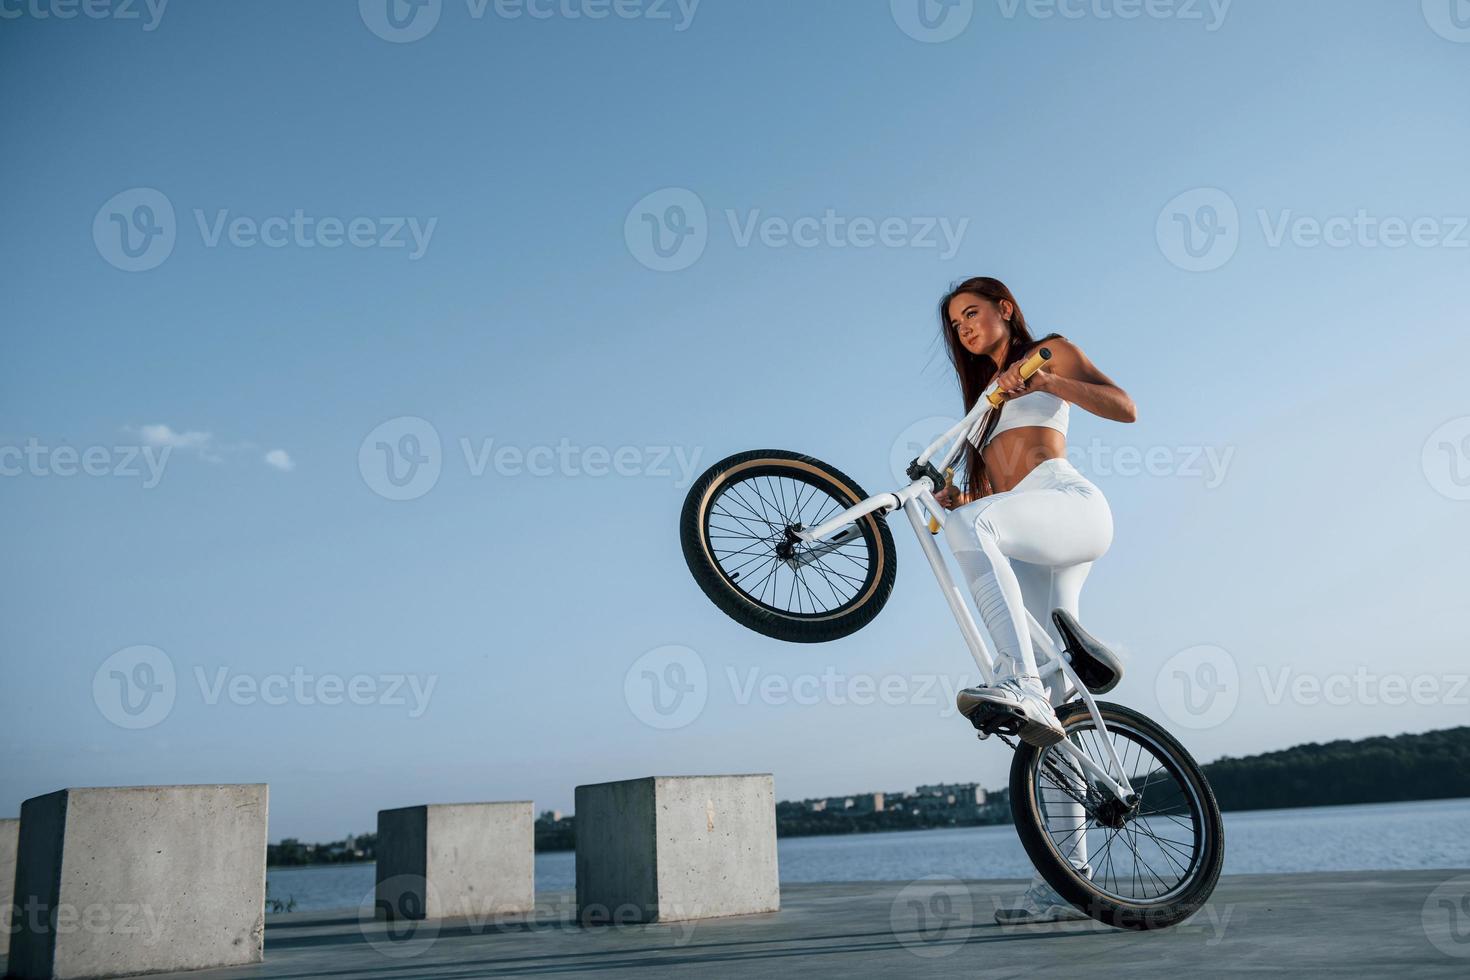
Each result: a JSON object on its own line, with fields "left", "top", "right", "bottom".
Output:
{"left": 263, "top": 449, "right": 295, "bottom": 472}
{"left": 138, "top": 424, "right": 214, "bottom": 452}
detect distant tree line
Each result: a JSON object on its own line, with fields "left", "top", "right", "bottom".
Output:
{"left": 268, "top": 832, "right": 377, "bottom": 867}
{"left": 1202, "top": 726, "right": 1470, "bottom": 811}
{"left": 772, "top": 801, "right": 1013, "bottom": 839}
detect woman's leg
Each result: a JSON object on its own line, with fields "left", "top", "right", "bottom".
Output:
{"left": 1012, "top": 559, "right": 1095, "bottom": 705}
{"left": 944, "top": 485, "right": 1110, "bottom": 685}
{"left": 1013, "top": 559, "right": 1096, "bottom": 876}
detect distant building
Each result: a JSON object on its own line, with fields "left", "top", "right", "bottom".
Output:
{"left": 915, "top": 783, "right": 986, "bottom": 807}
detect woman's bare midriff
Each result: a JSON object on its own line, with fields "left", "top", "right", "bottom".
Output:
{"left": 982, "top": 426, "right": 1068, "bottom": 495}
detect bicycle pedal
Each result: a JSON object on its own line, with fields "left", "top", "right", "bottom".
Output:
{"left": 964, "top": 706, "right": 1023, "bottom": 738}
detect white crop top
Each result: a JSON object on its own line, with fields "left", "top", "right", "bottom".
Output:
{"left": 972, "top": 390, "right": 1070, "bottom": 449}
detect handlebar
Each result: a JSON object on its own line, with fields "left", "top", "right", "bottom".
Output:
{"left": 917, "top": 346, "right": 1053, "bottom": 471}
{"left": 799, "top": 347, "right": 1056, "bottom": 546}
{"left": 987, "top": 347, "right": 1051, "bottom": 407}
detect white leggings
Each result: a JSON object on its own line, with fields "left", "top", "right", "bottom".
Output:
{"left": 947, "top": 457, "right": 1113, "bottom": 874}
{"left": 944, "top": 457, "right": 1113, "bottom": 699}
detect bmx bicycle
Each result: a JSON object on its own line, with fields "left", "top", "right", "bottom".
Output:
{"left": 678, "top": 349, "right": 1223, "bottom": 930}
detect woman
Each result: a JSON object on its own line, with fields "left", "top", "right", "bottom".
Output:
{"left": 933, "top": 277, "right": 1136, "bottom": 923}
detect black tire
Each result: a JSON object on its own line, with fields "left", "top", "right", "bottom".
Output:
{"left": 1009, "top": 701, "right": 1225, "bottom": 930}
{"left": 679, "top": 450, "right": 897, "bottom": 643}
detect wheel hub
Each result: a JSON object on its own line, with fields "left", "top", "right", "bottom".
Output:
{"left": 1095, "top": 795, "right": 1139, "bottom": 830}
{"left": 773, "top": 524, "right": 803, "bottom": 561}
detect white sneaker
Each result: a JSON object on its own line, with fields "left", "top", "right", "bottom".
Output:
{"left": 956, "top": 675, "right": 1065, "bottom": 747}
{"left": 993, "top": 879, "right": 1089, "bottom": 925}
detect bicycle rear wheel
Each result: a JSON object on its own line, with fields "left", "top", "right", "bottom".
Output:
{"left": 1008, "top": 701, "right": 1225, "bottom": 930}
{"left": 679, "top": 450, "right": 896, "bottom": 643}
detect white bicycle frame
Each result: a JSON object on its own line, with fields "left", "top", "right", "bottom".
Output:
{"left": 794, "top": 376, "right": 1136, "bottom": 804}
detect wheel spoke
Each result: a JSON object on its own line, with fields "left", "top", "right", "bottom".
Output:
{"left": 704, "top": 470, "right": 876, "bottom": 620}
{"left": 1033, "top": 715, "right": 1213, "bottom": 907}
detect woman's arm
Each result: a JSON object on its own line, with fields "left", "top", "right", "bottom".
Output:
{"left": 995, "top": 337, "right": 1137, "bottom": 423}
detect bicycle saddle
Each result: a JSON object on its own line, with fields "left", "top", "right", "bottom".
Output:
{"left": 1051, "top": 608, "right": 1123, "bottom": 695}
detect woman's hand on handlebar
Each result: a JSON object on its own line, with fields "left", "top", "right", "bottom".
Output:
{"left": 995, "top": 359, "right": 1052, "bottom": 398}
{"left": 933, "top": 484, "right": 967, "bottom": 510}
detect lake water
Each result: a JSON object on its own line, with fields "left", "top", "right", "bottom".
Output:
{"left": 266, "top": 797, "right": 1470, "bottom": 912}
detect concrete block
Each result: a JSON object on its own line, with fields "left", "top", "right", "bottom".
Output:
{"left": 0, "top": 817, "right": 17, "bottom": 958}
{"left": 375, "top": 802, "right": 534, "bottom": 920}
{"left": 7, "top": 784, "right": 267, "bottom": 980}
{"left": 575, "top": 774, "right": 779, "bottom": 923}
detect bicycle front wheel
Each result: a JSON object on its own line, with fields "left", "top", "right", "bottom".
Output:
{"left": 679, "top": 450, "right": 896, "bottom": 643}
{"left": 1008, "top": 701, "right": 1225, "bottom": 930}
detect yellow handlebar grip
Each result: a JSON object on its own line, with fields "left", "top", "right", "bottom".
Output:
{"left": 987, "top": 347, "right": 1052, "bottom": 408}
{"left": 928, "top": 467, "right": 955, "bottom": 535}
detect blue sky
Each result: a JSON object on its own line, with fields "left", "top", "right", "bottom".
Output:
{"left": 2, "top": 1, "right": 1468, "bottom": 841}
